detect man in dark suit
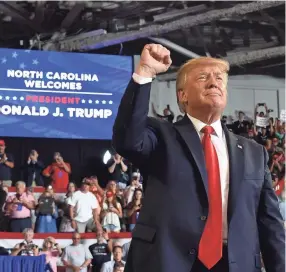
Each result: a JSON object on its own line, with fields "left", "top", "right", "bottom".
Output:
{"left": 25, "top": 150, "right": 44, "bottom": 187}
{"left": 112, "top": 44, "right": 285, "bottom": 272}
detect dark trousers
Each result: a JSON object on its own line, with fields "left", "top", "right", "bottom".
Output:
{"left": 192, "top": 245, "right": 229, "bottom": 272}
{"left": 10, "top": 217, "right": 32, "bottom": 232}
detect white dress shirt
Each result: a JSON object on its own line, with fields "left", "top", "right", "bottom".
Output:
{"left": 132, "top": 73, "right": 230, "bottom": 239}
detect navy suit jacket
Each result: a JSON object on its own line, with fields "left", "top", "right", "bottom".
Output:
{"left": 25, "top": 160, "right": 45, "bottom": 187}
{"left": 112, "top": 79, "right": 285, "bottom": 272}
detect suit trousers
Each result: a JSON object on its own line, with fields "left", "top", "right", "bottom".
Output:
{"left": 191, "top": 245, "right": 229, "bottom": 272}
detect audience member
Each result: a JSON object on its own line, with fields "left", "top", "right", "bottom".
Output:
{"left": 43, "top": 152, "right": 71, "bottom": 190}
{"left": 6, "top": 181, "right": 35, "bottom": 232}
{"left": 0, "top": 140, "right": 14, "bottom": 187}
{"left": 107, "top": 154, "right": 128, "bottom": 188}
{"left": 126, "top": 189, "right": 143, "bottom": 231}
{"left": 90, "top": 176, "right": 105, "bottom": 208}
{"left": 101, "top": 191, "right": 122, "bottom": 233}
{"left": 39, "top": 236, "right": 62, "bottom": 272}
{"left": 35, "top": 188, "right": 58, "bottom": 233}
{"left": 62, "top": 232, "right": 92, "bottom": 272}
{"left": 0, "top": 182, "right": 8, "bottom": 231}
{"left": 124, "top": 173, "right": 142, "bottom": 205}
{"left": 10, "top": 228, "right": 39, "bottom": 256}
{"left": 25, "top": 149, "right": 45, "bottom": 187}
{"left": 69, "top": 179, "right": 102, "bottom": 233}
{"left": 232, "top": 111, "right": 250, "bottom": 135}
{"left": 152, "top": 103, "right": 174, "bottom": 123}
{"left": 100, "top": 246, "right": 125, "bottom": 272}
{"left": 113, "top": 262, "right": 125, "bottom": 272}
{"left": 89, "top": 231, "right": 112, "bottom": 272}
{"left": 59, "top": 182, "right": 76, "bottom": 232}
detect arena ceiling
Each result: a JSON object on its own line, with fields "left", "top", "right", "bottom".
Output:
{"left": 0, "top": 1, "right": 285, "bottom": 79}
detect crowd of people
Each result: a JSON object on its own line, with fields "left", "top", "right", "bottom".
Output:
{"left": 0, "top": 102, "right": 284, "bottom": 271}
{"left": 0, "top": 228, "right": 129, "bottom": 272}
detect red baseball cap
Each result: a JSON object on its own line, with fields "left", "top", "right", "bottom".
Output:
{"left": 0, "top": 140, "right": 5, "bottom": 146}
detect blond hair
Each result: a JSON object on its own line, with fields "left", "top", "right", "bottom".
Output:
{"left": 176, "top": 57, "right": 230, "bottom": 112}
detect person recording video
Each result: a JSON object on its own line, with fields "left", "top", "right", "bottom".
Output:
{"left": 11, "top": 228, "right": 38, "bottom": 256}
{"left": 43, "top": 152, "right": 71, "bottom": 190}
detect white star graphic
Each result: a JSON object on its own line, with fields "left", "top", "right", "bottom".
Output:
{"left": 1, "top": 57, "right": 7, "bottom": 64}
{"left": 81, "top": 99, "right": 85, "bottom": 103}
{"left": 88, "top": 99, "right": 92, "bottom": 104}
{"left": 109, "top": 100, "right": 113, "bottom": 104}
{"left": 20, "top": 97, "right": 24, "bottom": 101}
{"left": 12, "top": 52, "right": 18, "bottom": 58}
{"left": 32, "top": 59, "right": 39, "bottom": 65}
{"left": 25, "top": 50, "right": 31, "bottom": 53}
{"left": 95, "top": 100, "right": 99, "bottom": 104}
{"left": 102, "top": 100, "right": 106, "bottom": 104}
{"left": 0, "top": 96, "right": 2, "bottom": 100}
{"left": 13, "top": 96, "right": 17, "bottom": 100}
{"left": 19, "top": 63, "right": 26, "bottom": 69}
{"left": 5, "top": 96, "right": 10, "bottom": 100}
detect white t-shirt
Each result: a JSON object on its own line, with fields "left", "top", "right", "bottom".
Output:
{"left": 69, "top": 191, "right": 98, "bottom": 222}
{"left": 63, "top": 244, "right": 93, "bottom": 272}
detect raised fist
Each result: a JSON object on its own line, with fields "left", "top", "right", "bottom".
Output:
{"left": 135, "top": 44, "right": 172, "bottom": 78}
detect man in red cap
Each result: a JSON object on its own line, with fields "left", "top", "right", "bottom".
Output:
{"left": 0, "top": 140, "right": 14, "bottom": 186}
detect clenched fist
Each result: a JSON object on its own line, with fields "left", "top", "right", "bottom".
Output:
{"left": 135, "top": 44, "right": 172, "bottom": 78}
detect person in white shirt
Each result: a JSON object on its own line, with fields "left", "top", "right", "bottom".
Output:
{"left": 69, "top": 179, "right": 102, "bottom": 234}
{"left": 62, "top": 232, "right": 92, "bottom": 272}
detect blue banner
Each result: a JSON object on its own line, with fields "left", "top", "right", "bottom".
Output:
{"left": 0, "top": 48, "right": 132, "bottom": 139}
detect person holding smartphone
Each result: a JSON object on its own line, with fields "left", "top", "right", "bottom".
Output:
{"left": 43, "top": 152, "right": 71, "bottom": 190}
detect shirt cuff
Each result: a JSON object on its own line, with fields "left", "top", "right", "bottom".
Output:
{"left": 132, "top": 73, "right": 153, "bottom": 85}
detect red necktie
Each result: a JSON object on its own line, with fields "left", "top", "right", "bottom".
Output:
{"left": 198, "top": 126, "right": 223, "bottom": 269}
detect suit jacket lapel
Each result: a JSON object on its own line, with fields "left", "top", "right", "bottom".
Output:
{"left": 174, "top": 115, "right": 208, "bottom": 198}
{"left": 223, "top": 125, "right": 245, "bottom": 223}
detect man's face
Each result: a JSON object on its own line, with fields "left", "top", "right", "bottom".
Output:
{"left": 82, "top": 183, "right": 90, "bottom": 192}
{"left": 163, "top": 108, "right": 170, "bottom": 116}
{"left": 273, "top": 138, "right": 279, "bottom": 146}
{"left": 72, "top": 234, "right": 81, "bottom": 245}
{"left": 239, "top": 112, "right": 244, "bottom": 120}
{"left": 179, "top": 64, "right": 227, "bottom": 115}
{"left": 24, "top": 231, "right": 34, "bottom": 242}
{"left": 0, "top": 145, "right": 5, "bottom": 154}
{"left": 113, "top": 248, "right": 123, "bottom": 261}
{"left": 16, "top": 183, "right": 26, "bottom": 194}
{"left": 108, "top": 181, "right": 117, "bottom": 191}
